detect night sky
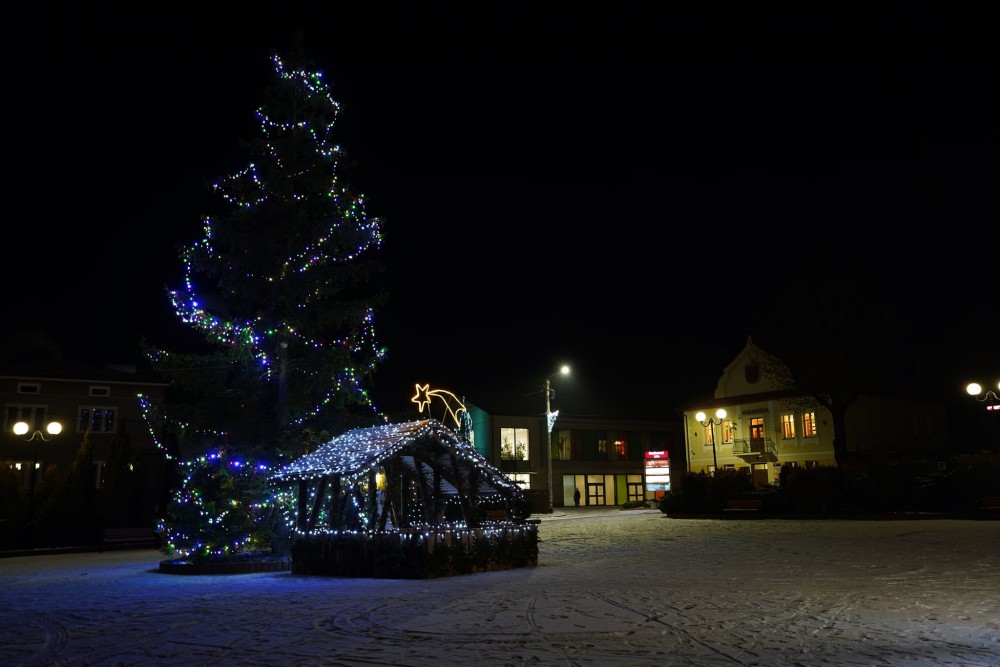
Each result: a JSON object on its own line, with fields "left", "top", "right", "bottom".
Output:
{"left": 5, "top": 6, "right": 997, "bottom": 419}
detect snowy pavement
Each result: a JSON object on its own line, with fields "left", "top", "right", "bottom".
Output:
{"left": 1, "top": 508, "right": 998, "bottom": 666}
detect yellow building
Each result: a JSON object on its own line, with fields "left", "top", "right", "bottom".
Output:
{"left": 681, "top": 337, "right": 952, "bottom": 487}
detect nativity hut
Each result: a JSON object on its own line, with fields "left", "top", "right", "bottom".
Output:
{"left": 271, "top": 418, "right": 539, "bottom": 578}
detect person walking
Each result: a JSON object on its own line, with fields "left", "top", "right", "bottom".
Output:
{"left": 573, "top": 487, "right": 581, "bottom": 506}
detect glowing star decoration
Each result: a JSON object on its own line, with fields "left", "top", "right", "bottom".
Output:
{"left": 411, "top": 384, "right": 432, "bottom": 413}
{"left": 411, "top": 384, "right": 468, "bottom": 430}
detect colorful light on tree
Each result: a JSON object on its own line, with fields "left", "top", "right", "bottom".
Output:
{"left": 146, "top": 51, "right": 389, "bottom": 561}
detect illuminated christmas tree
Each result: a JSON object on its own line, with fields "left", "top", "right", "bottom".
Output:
{"left": 146, "top": 51, "right": 387, "bottom": 561}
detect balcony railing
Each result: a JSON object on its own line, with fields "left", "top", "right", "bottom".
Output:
{"left": 732, "top": 438, "right": 778, "bottom": 458}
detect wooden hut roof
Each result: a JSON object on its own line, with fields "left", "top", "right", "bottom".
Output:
{"left": 271, "top": 418, "right": 522, "bottom": 496}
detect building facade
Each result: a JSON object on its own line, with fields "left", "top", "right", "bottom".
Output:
{"left": 1, "top": 362, "right": 171, "bottom": 529}
{"left": 679, "top": 337, "right": 953, "bottom": 486}
{"left": 464, "top": 402, "right": 683, "bottom": 511}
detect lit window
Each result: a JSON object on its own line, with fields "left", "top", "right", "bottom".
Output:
{"left": 626, "top": 475, "right": 643, "bottom": 502}
{"left": 614, "top": 439, "right": 626, "bottom": 459}
{"left": 508, "top": 473, "right": 531, "bottom": 489}
{"left": 556, "top": 429, "right": 571, "bottom": 461}
{"left": 500, "top": 427, "right": 529, "bottom": 461}
{"left": 781, "top": 414, "right": 795, "bottom": 439}
{"left": 722, "top": 420, "right": 735, "bottom": 444}
{"left": 802, "top": 411, "right": 817, "bottom": 437}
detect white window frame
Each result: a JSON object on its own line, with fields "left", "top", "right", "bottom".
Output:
{"left": 78, "top": 406, "right": 117, "bottom": 434}
{"left": 6, "top": 404, "right": 48, "bottom": 432}
{"left": 802, "top": 411, "right": 817, "bottom": 437}
{"left": 500, "top": 427, "right": 530, "bottom": 461}
{"left": 507, "top": 473, "right": 531, "bottom": 489}
{"left": 781, "top": 413, "right": 796, "bottom": 439}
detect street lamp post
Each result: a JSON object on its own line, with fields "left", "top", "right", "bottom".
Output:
{"left": 13, "top": 420, "right": 63, "bottom": 509}
{"left": 695, "top": 409, "right": 727, "bottom": 474}
{"left": 545, "top": 364, "right": 571, "bottom": 513}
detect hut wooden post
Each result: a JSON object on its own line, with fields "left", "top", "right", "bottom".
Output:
{"left": 296, "top": 481, "right": 309, "bottom": 530}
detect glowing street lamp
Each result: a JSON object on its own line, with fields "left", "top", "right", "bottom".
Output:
{"left": 966, "top": 381, "right": 1000, "bottom": 409}
{"left": 966, "top": 380, "right": 1000, "bottom": 450}
{"left": 13, "top": 420, "right": 63, "bottom": 508}
{"left": 695, "top": 409, "right": 727, "bottom": 474}
{"left": 544, "top": 364, "right": 571, "bottom": 512}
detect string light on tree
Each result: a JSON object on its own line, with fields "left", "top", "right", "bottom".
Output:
{"left": 147, "top": 51, "right": 388, "bottom": 562}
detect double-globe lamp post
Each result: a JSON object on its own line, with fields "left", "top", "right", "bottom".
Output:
{"left": 965, "top": 381, "right": 1000, "bottom": 408}
{"left": 545, "top": 364, "right": 571, "bottom": 512}
{"left": 695, "top": 409, "right": 727, "bottom": 475}
{"left": 966, "top": 380, "right": 1000, "bottom": 449}
{"left": 13, "top": 420, "right": 63, "bottom": 509}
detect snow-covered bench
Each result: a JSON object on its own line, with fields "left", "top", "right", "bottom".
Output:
{"left": 723, "top": 499, "right": 763, "bottom": 513}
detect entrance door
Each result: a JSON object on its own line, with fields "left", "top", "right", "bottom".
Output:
{"left": 587, "top": 482, "right": 606, "bottom": 506}
{"left": 749, "top": 417, "right": 766, "bottom": 453}
{"left": 752, "top": 463, "right": 769, "bottom": 488}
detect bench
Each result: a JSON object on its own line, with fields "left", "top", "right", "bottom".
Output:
{"left": 723, "top": 499, "right": 763, "bottom": 513}
{"left": 101, "top": 527, "right": 159, "bottom": 551}
{"left": 979, "top": 496, "right": 1000, "bottom": 511}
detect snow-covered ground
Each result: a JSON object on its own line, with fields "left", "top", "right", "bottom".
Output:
{"left": 2, "top": 508, "right": 998, "bottom": 666}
